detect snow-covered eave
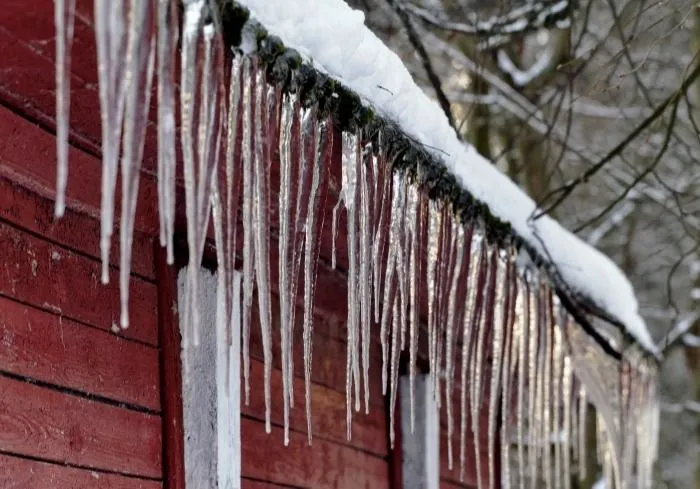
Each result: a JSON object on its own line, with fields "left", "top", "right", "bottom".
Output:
{"left": 222, "top": 0, "right": 659, "bottom": 359}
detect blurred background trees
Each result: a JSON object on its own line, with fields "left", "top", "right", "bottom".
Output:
{"left": 346, "top": 0, "right": 700, "bottom": 486}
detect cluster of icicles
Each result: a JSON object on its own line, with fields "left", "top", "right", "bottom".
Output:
{"left": 53, "top": 1, "right": 658, "bottom": 488}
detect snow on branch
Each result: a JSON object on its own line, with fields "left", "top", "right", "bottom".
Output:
{"left": 400, "top": 0, "right": 573, "bottom": 49}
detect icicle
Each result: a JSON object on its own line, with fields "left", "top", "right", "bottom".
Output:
{"left": 94, "top": 0, "right": 128, "bottom": 284}
{"left": 426, "top": 202, "right": 442, "bottom": 400}
{"left": 389, "top": 296, "right": 400, "bottom": 449}
{"left": 156, "top": 0, "right": 179, "bottom": 264}
{"left": 380, "top": 174, "right": 404, "bottom": 396}
{"left": 54, "top": 0, "right": 76, "bottom": 218}
{"left": 459, "top": 231, "right": 483, "bottom": 481}
{"left": 359, "top": 143, "right": 372, "bottom": 414}
{"left": 541, "top": 291, "right": 553, "bottom": 489}
{"left": 240, "top": 58, "right": 255, "bottom": 406}
{"left": 578, "top": 388, "right": 588, "bottom": 482}
{"left": 471, "top": 245, "right": 496, "bottom": 489}
{"left": 302, "top": 117, "right": 330, "bottom": 444}
{"left": 372, "top": 148, "right": 391, "bottom": 325}
{"left": 445, "top": 219, "right": 465, "bottom": 470}
{"left": 253, "top": 72, "right": 273, "bottom": 434}
{"left": 500, "top": 258, "right": 517, "bottom": 489}
{"left": 119, "top": 0, "right": 156, "bottom": 329}
{"left": 515, "top": 278, "right": 529, "bottom": 489}
{"left": 552, "top": 325, "right": 563, "bottom": 489}
{"left": 487, "top": 252, "right": 507, "bottom": 486}
{"left": 278, "top": 92, "right": 295, "bottom": 446}
{"left": 405, "top": 183, "right": 421, "bottom": 430}
{"left": 527, "top": 278, "right": 541, "bottom": 487}
{"left": 562, "top": 356, "right": 573, "bottom": 489}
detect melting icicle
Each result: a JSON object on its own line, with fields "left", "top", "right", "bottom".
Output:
{"left": 426, "top": 202, "right": 442, "bottom": 400}
{"left": 578, "top": 388, "right": 588, "bottom": 482}
{"left": 337, "top": 131, "right": 362, "bottom": 420}
{"left": 459, "top": 233, "right": 483, "bottom": 482}
{"left": 302, "top": 117, "right": 330, "bottom": 444}
{"left": 389, "top": 296, "right": 400, "bottom": 449}
{"left": 240, "top": 58, "right": 255, "bottom": 406}
{"left": 278, "top": 92, "right": 295, "bottom": 446}
{"left": 94, "top": 0, "right": 128, "bottom": 284}
{"left": 359, "top": 143, "right": 373, "bottom": 414}
{"left": 157, "top": 0, "right": 179, "bottom": 264}
{"left": 54, "top": 0, "right": 76, "bottom": 218}
{"left": 487, "top": 253, "right": 507, "bottom": 487}
{"left": 254, "top": 73, "right": 273, "bottom": 434}
{"left": 405, "top": 183, "right": 421, "bottom": 430}
{"left": 527, "top": 279, "right": 541, "bottom": 488}
{"left": 119, "top": 0, "right": 156, "bottom": 328}
{"left": 445, "top": 219, "right": 465, "bottom": 470}
{"left": 541, "top": 291, "right": 553, "bottom": 489}
{"left": 516, "top": 277, "right": 529, "bottom": 489}
{"left": 562, "top": 356, "right": 574, "bottom": 489}
{"left": 552, "top": 325, "right": 563, "bottom": 489}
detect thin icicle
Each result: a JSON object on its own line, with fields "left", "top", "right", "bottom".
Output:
{"left": 54, "top": 0, "right": 76, "bottom": 218}
{"left": 459, "top": 231, "right": 483, "bottom": 481}
{"left": 302, "top": 117, "right": 330, "bottom": 444}
{"left": 179, "top": 0, "right": 204, "bottom": 351}
{"left": 359, "top": 143, "right": 373, "bottom": 415}
{"left": 562, "top": 356, "right": 574, "bottom": 489}
{"left": 541, "top": 291, "right": 553, "bottom": 489}
{"left": 406, "top": 183, "right": 421, "bottom": 430}
{"left": 119, "top": 0, "right": 156, "bottom": 328}
{"left": 471, "top": 246, "right": 496, "bottom": 489}
{"left": 515, "top": 278, "right": 528, "bottom": 489}
{"left": 445, "top": 219, "right": 465, "bottom": 470}
{"left": 527, "top": 279, "right": 541, "bottom": 487}
{"left": 389, "top": 296, "right": 401, "bottom": 449}
{"left": 278, "top": 92, "right": 295, "bottom": 446}
{"left": 487, "top": 252, "right": 507, "bottom": 487}
{"left": 156, "top": 0, "right": 179, "bottom": 264}
{"left": 552, "top": 326, "right": 563, "bottom": 489}
{"left": 240, "top": 58, "right": 255, "bottom": 406}
{"left": 94, "top": 0, "right": 128, "bottom": 284}
{"left": 578, "top": 388, "right": 588, "bottom": 482}
{"left": 426, "top": 202, "right": 442, "bottom": 400}
{"left": 254, "top": 72, "right": 273, "bottom": 433}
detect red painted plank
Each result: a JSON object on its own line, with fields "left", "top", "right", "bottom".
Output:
{"left": 0, "top": 104, "right": 160, "bottom": 238}
{"left": 0, "top": 174, "right": 155, "bottom": 280}
{"left": 244, "top": 358, "right": 387, "bottom": 457}
{"left": 0, "top": 454, "right": 162, "bottom": 489}
{"left": 0, "top": 376, "right": 161, "bottom": 478}
{"left": 0, "top": 222, "right": 158, "bottom": 345}
{"left": 155, "top": 246, "right": 185, "bottom": 489}
{"left": 242, "top": 417, "right": 390, "bottom": 489}
{"left": 0, "top": 296, "right": 160, "bottom": 410}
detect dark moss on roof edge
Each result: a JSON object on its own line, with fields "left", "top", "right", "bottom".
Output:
{"left": 217, "top": 1, "right": 657, "bottom": 362}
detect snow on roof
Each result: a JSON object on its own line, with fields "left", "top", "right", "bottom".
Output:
{"left": 237, "top": 0, "right": 658, "bottom": 355}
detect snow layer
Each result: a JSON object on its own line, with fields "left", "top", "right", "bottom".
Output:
{"left": 236, "top": 0, "right": 657, "bottom": 355}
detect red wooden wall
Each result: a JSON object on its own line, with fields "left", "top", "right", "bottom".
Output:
{"left": 0, "top": 1, "right": 487, "bottom": 488}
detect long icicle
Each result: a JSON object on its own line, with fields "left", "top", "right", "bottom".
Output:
{"left": 156, "top": 0, "right": 179, "bottom": 264}
{"left": 445, "top": 219, "right": 465, "bottom": 470}
{"left": 240, "top": 58, "right": 255, "bottom": 406}
{"left": 359, "top": 142, "right": 373, "bottom": 414}
{"left": 119, "top": 0, "right": 156, "bottom": 329}
{"left": 278, "top": 92, "right": 295, "bottom": 446}
{"left": 459, "top": 232, "right": 483, "bottom": 481}
{"left": 54, "top": 0, "right": 77, "bottom": 218}
{"left": 487, "top": 252, "right": 507, "bottom": 487}
{"left": 253, "top": 72, "right": 273, "bottom": 433}
{"left": 94, "top": 0, "right": 128, "bottom": 285}
{"left": 302, "top": 117, "right": 330, "bottom": 444}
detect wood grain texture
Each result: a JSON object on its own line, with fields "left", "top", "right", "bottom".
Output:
{"left": 0, "top": 454, "right": 162, "bottom": 489}
{"left": 243, "top": 358, "right": 387, "bottom": 457}
{"left": 0, "top": 174, "right": 155, "bottom": 280}
{"left": 155, "top": 247, "right": 185, "bottom": 489}
{"left": 241, "top": 417, "right": 389, "bottom": 489}
{"left": 0, "top": 376, "right": 162, "bottom": 478}
{"left": 0, "top": 295, "right": 160, "bottom": 410}
{"left": 0, "top": 222, "right": 158, "bottom": 345}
